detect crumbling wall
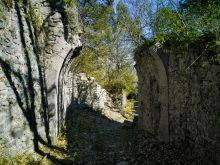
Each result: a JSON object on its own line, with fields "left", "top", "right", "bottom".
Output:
{"left": 135, "top": 42, "right": 220, "bottom": 162}
{"left": 62, "top": 73, "right": 125, "bottom": 124}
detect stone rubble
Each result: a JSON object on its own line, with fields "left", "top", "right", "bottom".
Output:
{"left": 63, "top": 73, "right": 126, "bottom": 123}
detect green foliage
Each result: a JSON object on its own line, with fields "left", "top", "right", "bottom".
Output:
{"left": 0, "top": 145, "right": 9, "bottom": 165}
{"left": 1, "top": 0, "right": 13, "bottom": 9}
{"left": 0, "top": 151, "right": 42, "bottom": 165}
{"left": 124, "top": 99, "right": 136, "bottom": 121}
{"left": 104, "top": 68, "right": 137, "bottom": 95}
{"left": 153, "top": 1, "right": 220, "bottom": 43}
{"left": 71, "top": 0, "right": 138, "bottom": 96}
{"left": 0, "top": 136, "right": 71, "bottom": 165}
{"left": 120, "top": 0, "right": 219, "bottom": 63}
{"left": 64, "top": 0, "right": 76, "bottom": 7}
{"left": 120, "top": 0, "right": 155, "bottom": 45}
{"left": 152, "top": 1, "right": 220, "bottom": 62}
{"left": 64, "top": 0, "right": 81, "bottom": 36}
{"left": 121, "top": 0, "right": 220, "bottom": 56}
{"left": 65, "top": 7, "right": 81, "bottom": 35}
{"left": 0, "top": 0, "right": 11, "bottom": 20}
{"left": 31, "top": 3, "right": 44, "bottom": 31}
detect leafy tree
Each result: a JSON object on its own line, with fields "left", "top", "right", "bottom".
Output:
{"left": 120, "top": 0, "right": 159, "bottom": 45}
{"left": 70, "top": 0, "right": 137, "bottom": 96}
{"left": 153, "top": 0, "right": 220, "bottom": 42}
{"left": 119, "top": 0, "right": 219, "bottom": 46}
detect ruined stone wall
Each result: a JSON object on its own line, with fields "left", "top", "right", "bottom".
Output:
{"left": 62, "top": 73, "right": 125, "bottom": 124}
{"left": 0, "top": 0, "right": 81, "bottom": 156}
{"left": 135, "top": 44, "right": 169, "bottom": 142}
{"left": 135, "top": 43, "right": 220, "bottom": 161}
{"left": 167, "top": 48, "right": 220, "bottom": 160}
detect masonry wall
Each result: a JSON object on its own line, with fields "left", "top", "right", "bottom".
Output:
{"left": 0, "top": 0, "right": 81, "bottom": 156}
{"left": 135, "top": 42, "right": 220, "bottom": 162}
{"left": 62, "top": 73, "right": 125, "bottom": 124}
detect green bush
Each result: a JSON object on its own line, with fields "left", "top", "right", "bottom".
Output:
{"left": 64, "top": 0, "right": 76, "bottom": 7}
{"left": 2, "top": 0, "right": 13, "bottom": 9}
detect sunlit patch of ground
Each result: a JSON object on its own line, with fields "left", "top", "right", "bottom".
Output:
{"left": 0, "top": 137, "right": 70, "bottom": 165}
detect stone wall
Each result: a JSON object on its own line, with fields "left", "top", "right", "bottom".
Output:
{"left": 61, "top": 73, "right": 125, "bottom": 124}
{"left": 135, "top": 42, "right": 220, "bottom": 162}
{"left": 0, "top": 0, "right": 81, "bottom": 156}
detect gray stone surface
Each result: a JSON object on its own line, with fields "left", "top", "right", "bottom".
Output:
{"left": 135, "top": 46, "right": 169, "bottom": 142}
{"left": 0, "top": 1, "right": 81, "bottom": 156}
{"left": 135, "top": 43, "right": 220, "bottom": 163}
{"left": 62, "top": 73, "right": 125, "bottom": 123}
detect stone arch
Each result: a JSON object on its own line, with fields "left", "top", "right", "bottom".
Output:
{"left": 135, "top": 45, "right": 169, "bottom": 142}
{"left": 42, "top": 12, "right": 82, "bottom": 140}
{"left": 56, "top": 46, "right": 82, "bottom": 136}
{"left": 149, "top": 47, "right": 169, "bottom": 142}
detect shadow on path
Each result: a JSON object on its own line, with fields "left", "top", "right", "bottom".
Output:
{"left": 65, "top": 102, "right": 135, "bottom": 165}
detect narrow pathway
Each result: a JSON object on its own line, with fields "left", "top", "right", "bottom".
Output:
{"left": 65, "top": 107, "right": 135, "bottom": 165}
{"left": 63, "top": 107, "right": 191, "bottom": 165}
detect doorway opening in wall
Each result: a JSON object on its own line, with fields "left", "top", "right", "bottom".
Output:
{"left": 60, "top": 40, "right": 139, "bottom": 163}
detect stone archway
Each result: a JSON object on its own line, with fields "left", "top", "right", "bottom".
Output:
{"left": 43, "top": 12, "right": 82, "bottom": 140}
{"left": 150, "top": 46, "right": 169, "bottom": 142}
{"left": 56, "top": 46, "right": 82, "bottom": 135}
{"left": 135, "top": 44, "right": 169, "bottom": 142}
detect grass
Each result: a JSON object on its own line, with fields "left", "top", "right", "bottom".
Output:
{"left": 0, "top": 106, "right": 136, "bottom": 164}
{"left": 0, "top": 134, "right": 72, "bottom": 165}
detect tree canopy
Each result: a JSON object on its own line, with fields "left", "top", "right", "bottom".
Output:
{"left": 69, "top": 0, "right": 220, "bottom": 95}
{"left": 70, "top": 0, "right": 137, "bottom": 96}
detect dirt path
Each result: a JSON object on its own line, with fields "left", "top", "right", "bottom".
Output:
{"left": 63, "top": 107, "right": 193, "bottom": 165}
{"left": 65, "top": 108, "right": 135, "bottom": 165}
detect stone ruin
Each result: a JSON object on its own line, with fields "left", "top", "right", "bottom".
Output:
{"left": 135, "top": 41, "right": 220, "bottom": 162}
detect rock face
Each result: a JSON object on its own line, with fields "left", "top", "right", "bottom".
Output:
{"left": 0, "top": 0, "right": 124, "bottom": 157}
{"left": 62, "top": 73, "right": 125, "bottom": 124}
{"left": 135, "top": 42, "right": 220, "bottom": 162}
{"left": 0, "top": 0, "right": 81, "bottom": 156}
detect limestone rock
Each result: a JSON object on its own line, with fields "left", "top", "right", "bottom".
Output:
{"left": 62, "top": 73, "right": 126, "bottom": 123}
{"left": 0, "top": 0, "right": 81, "bottom": 156}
